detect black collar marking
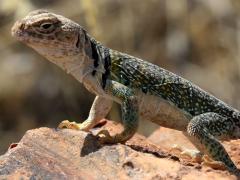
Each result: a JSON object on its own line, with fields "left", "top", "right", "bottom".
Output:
{"left": 90, "top": 40, "right": 99, "bottom": 68}
{"left": 102, "top": 48, "right": 111, "bottom": 89}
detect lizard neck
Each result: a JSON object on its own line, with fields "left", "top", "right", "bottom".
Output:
{"left": 68, "top": 36, "right": 111, "bottom": 88}
{"left": 35, "top": 33, "right": 111, "bottom": 90}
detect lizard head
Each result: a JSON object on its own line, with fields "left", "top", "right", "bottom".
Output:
{"left": 11, "top": 10, "right": 91, "bottom": 65}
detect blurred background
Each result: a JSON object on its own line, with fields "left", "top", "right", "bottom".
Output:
{"left": 0, "top": 0, "right": 240, "bottom": 154}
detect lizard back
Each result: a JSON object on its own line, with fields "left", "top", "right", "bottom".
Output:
{"left": 110, "top": 50, "right": 239, "bottom": 120}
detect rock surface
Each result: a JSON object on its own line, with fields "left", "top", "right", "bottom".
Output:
{"left": 0, "top": 120, "right": 239, "bottom": 180}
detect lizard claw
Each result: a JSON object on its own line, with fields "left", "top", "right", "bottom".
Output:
{"left": 96, "top": 130, "right": 116, "bottom": 144}
{"left": 58, "top": 120, "right": 81, "bottom": 130}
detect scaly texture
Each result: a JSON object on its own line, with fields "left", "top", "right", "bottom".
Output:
{"left": 11, "top": 10, "right": 240, "bottom": 176}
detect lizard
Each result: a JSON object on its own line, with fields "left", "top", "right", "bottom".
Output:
{"left": 11, "top": 10, "right": 240, "bottom": 176}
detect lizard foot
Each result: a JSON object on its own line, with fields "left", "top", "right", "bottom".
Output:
{"left": 202, "top": 155, "right": 226, "bottom": 170}
{"left": 171, "top": 144, "right": 227, "bottom": 170}
{"left": 171, "top": 144, "right": 202, "bottom": 163}
{"left": 96, "top": 130, "right": 118, "bottom": 144}
{"left": 58, "top": 120, "right": 81, "bottom": 130}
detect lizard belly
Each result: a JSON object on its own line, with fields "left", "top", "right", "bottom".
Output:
{"left": 136, "top": 91, "right": 191, "bottom": 131}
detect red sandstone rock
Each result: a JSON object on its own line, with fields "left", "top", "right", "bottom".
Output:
{"left": 0, "top": 120, "right": 238, "bottom": 179}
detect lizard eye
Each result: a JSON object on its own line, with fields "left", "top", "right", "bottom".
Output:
{"left": 40, "top": 22, "right": 54, "bottom": 30}
{"left": 37, "top": 22, "right": 56, "bottom": 33}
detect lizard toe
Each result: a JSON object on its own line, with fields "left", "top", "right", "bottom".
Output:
{"left": 58, "top": 120, "right": 81, "bottom": 130}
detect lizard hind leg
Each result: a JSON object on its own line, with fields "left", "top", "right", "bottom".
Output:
{"left": 186, "top": 112, "right": 240, "bottom": 176}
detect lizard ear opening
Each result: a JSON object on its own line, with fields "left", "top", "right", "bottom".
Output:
{"left": 81, "top": 29, "right": 93, "bottom": 57}
{"left": 76, "top": 33, "right": 80, "bottom": 48}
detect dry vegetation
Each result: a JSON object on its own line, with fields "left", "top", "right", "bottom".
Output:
{"left": 0, "top": 0, "right": 240, "bottom": 154}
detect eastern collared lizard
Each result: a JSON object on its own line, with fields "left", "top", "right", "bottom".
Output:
{"left": 11, "top": 10, "right": 240, "bottom": 176}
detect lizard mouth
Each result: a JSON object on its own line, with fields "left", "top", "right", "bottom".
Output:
{"left": 11, "top": 21, "right": 28, "bottom": 42}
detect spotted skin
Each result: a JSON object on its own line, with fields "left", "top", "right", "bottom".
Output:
{"left": 98, "top": 80, "right": 139, "bottom": 143}
{"left": 110, "top": 51, "right": 240, "bottom": 175}
{"left": 11, "top": 10, "right": 240, "bottom": 176}
{"left": 110, "top": 51, "right": 237, "bottom": 118}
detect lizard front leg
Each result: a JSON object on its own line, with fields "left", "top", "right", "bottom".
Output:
{"left": 186, "top": 112, "right": 240, "bottom": 176}
{"left": 97, "top": 80, "right": 139, "bottom": 144}
{"left": 58, "top": 96, "right": 112, "bottom": 131}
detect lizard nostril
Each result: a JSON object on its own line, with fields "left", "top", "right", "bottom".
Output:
{"left": 11, "top": 21, "right": 26, "bottom": 39}
{"left": 19, "top": 22, "right": 25, "bottom": 31}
